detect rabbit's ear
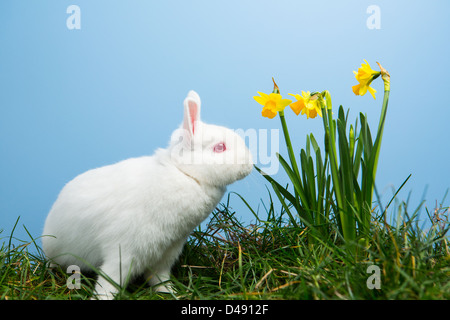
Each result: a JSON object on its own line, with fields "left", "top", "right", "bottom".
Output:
{"left": 183, "top": 90, "right": 201, "bottom": 137}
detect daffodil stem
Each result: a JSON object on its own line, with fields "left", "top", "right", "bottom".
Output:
{"left": 278, "top": 110, "right": 300, "bottom": 178}
{"left": 369, "top": 87, "right": 390, "bottom": 208}
{"left": 377, "top": 89, "right": 390, "bottom": 139}
{"left": 272, "top": 79, "right": 300, "bottom": 178}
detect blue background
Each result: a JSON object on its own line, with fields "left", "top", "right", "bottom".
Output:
{"left": 1, "top": 0, "right": 449, "bottom": 246}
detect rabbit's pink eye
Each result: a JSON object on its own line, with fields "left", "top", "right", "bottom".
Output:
{"left": 213, "top": 142, "right": 226, "bottom": 153}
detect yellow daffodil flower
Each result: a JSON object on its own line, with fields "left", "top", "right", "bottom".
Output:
{"left": 288, "top": 91, "right": 323, "bottom": 119}
{"left": 352, "top": 60, "right": 381, "bottom": 99}
{"left": 254, "top": 92, "right": 292, "bottom": 119}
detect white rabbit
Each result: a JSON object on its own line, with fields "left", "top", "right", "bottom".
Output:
{"left": 42, "top": 90, "right": 253, "bottom": 299}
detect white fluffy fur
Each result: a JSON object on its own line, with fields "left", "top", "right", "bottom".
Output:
{"left": 42, "top": 90, "right": 253, "bottom": 299}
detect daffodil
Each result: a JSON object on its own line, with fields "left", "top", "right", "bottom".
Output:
{"left": 253, "top": 92, "right": 292, "bottom": 119}
{"left": 352, "top": 60, "right": 381, "bottom": 99}
{"left": 288, "top": 91, "right": 323, "bottom": 119}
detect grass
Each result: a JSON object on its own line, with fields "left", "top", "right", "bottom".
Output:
{"left": 1, "top": 191, "right": 449, "bottom": 301}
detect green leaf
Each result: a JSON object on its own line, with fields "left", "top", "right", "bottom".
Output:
{"left": 353, "top": 132, "right": 364, "bottom": 178}
{"left": 277, "top": 153, "right": 308, "bottom": 208}
{"left": 337, "top": 117, "right": 354, "bottom": 204}
{"left": 300, "top": 149, "right": 316, "bottom": 210}
{"left": 309, "top": 133, "right": 320, "bottom": 154}
{"left": 270, "top": 181, "right": 300, "bottom": 229}
{"left": 254, "top": 165, "right": 296, "bottom": 206}
{"left": 277, "top": 153, "right": 314, "bottom": 225}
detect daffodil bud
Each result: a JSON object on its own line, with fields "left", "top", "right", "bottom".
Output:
{"left": 322, "top": 90, "right": 332, "bottom": 110}
{"left": 272, "top": 77, "right": 280, "bottom": 94}
{"left": 376, "top": 62, "right": 390, "bottom": 91}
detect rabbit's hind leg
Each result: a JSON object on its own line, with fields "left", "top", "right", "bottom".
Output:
{"left": 146, "top": 269, "right": 173, "bottom": 294}
{"left": 91, "top": 259, "right": 134, "bottom": 300}
{"left": 144, "top": 239, "right": 186, "bottom": 294}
